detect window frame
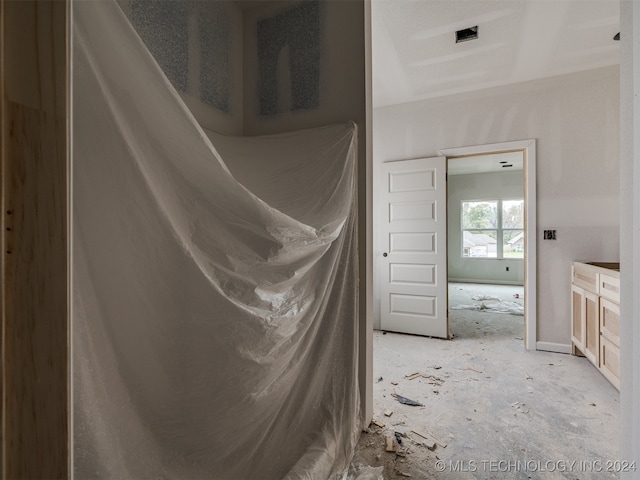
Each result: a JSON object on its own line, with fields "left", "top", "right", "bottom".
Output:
{"left": 461, "top": 198, "right": 524, "bottom": 260}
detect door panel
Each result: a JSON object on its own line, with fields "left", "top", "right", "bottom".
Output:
{"left": 381, "top": 157, "right": 448, "bottom": 338}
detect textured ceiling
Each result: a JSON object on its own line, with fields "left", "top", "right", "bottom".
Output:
{"left": 372, "top": 0, "right": 620, "bottom": 108}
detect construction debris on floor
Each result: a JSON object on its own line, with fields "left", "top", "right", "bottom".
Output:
{"left": 450, "top": 294, "right": 524, "bottom": 316}
{"left": 352, "top": 284, "right": 620, "bottom": 479}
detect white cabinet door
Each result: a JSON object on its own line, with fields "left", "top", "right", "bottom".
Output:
{"left": 380, "top": 157, "right": 448, "bottom": 338}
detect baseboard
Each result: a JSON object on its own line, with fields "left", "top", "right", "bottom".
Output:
{"left": 535, "top": 341, "right": 572, "bottom": 354}
{"left": 448, "top": 278, "right": 524, "bottom": 286}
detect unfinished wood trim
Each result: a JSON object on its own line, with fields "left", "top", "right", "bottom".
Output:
{"left": 535, "top": 342, "right": 572, "bottom": 355}
{"left": 599, "top": 273, "right": 621, "bottom": 304}
{"left": 2, "top": 1, "right": 70, "bottom": 478}
{"left": 0, "top": 1, "right": 4, "bottom": 471}
{"left": 583, "top": 289, "right": 600, "bottom": 366}
{"left": 571, "top": 263, "right": 599, "bottom": 293}
{"left": 571, "top": 284, "right": 585, "bottom": 352}
{"left": 599, "top": 334, "right": 621, "bottom": 390}
{"left": 600, "top": 298, "right": 621, "bottom": 346}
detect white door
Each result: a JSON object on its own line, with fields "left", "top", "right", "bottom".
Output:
{"left": 380, "top": 157, "right": 448, "bottom": 338}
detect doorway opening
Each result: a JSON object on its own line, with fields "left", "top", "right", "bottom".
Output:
{"left": 446, "top": 151, "right": 525, "bottom": 342}
{"left": 377, "top": 140, "right": 536, "bottom": 348}
{"left": 440, "top": 140, "right": 537, "bottom": 350}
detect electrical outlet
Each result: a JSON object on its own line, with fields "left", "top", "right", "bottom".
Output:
{"left": 506, "top": 266, "right": 510, "bottom": 271}
{"left": 543, "top": 229, "right": 556, "bottom": 240}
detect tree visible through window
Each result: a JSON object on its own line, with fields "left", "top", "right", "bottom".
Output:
{"left": 462, "top": 199, "right": 524, "bottom": 258}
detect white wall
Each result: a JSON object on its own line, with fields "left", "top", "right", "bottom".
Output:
{"left": 619, "top": 0, "right": 640, "bottom": 472}
{"left": 374, "top": 66, "right": 620, "bottom": 347}
{"left": 448, "top": 170, "right": 524, "bottom": 285}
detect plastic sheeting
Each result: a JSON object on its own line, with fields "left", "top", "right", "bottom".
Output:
{"left": 72, "top": 1, "right": 360, "bottom": 479}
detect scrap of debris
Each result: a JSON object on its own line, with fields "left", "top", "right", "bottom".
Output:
{"left": 386, "top": 433, "right": 411, "bottom": 459}
{"left": 422, "top": 374, "right": 444, "bottom": 386}
{"left": 376, "top": 376, "right": 383, "bottom": 383}
{"left": 404, "top": 372, "right": 422, "bottom": 380}
{"left": 409, "top": 431, "right": 435, "bottom": 450}
{"left": 384, "top": 409, "right": 393, "bottom": 417}
{"left": 410, "top": 429, "right": 447, "bottom": 449}
{"left": 385, "top": 435, "right": 399, "bottom": 452}
{"left": 472, "top": 294, "right": 501, "bottom": 301}
{"left": 451, "top": 298, "right": 524, "bottom": 315}
{"left": 511, "top": 401, "right": 529, "bottom": 414}
{"left": 395, "top": 469, "right": 412, "bottom": 477}
{"left": 371, "top": 418, "right": 385, "bottom": 428}
{"left": 391, "top": 393, "right": 423, "bottom": 407}
{"left": 460, "top": 366, "right": 483, "bottom": 374}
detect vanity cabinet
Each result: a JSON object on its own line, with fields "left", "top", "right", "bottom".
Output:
{"left": 571, "top": 262, "right": 620, "bottom": 390}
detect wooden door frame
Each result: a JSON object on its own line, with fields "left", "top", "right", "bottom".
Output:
{"left": 440, "top": 140, "right": 537, "bottom": 351}
{"left": 1, "top": 0, "right": 71, "bottom": 477}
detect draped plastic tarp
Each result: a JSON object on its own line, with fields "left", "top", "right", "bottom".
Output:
{"left": 72, "top": 1, "right": 360, "bottom": 478}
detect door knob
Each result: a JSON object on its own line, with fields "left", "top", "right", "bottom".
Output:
{"left": 383, "top": 252, "right": 388, "bottom": 257}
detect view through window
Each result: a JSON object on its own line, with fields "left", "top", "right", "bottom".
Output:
{"left": 462, "top": 199, "right": 524, "bottom": 258}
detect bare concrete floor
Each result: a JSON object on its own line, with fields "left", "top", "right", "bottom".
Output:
{"left": 354, "top": 283, "right": 621, "bottom": 479}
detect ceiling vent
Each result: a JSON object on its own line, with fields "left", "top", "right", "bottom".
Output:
{"left": 456, "top": 26, "right": 478, "bottom": 43}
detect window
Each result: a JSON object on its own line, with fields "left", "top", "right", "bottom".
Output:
{"left": 462, "top": 199, "right": 524, "bottom": 259}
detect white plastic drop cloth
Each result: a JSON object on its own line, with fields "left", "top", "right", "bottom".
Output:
{"left": 72, "top": 1, "right": 360, "bottom": 479}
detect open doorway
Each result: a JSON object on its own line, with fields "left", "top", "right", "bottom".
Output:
{"left": 377, "top": 141, "right": 535, "bottom": 346}
{"left": 446, "top": 151, "right": 525, "bottom": 341}
{"left": 440, "top": 140, "right": 537, "bottom": 350}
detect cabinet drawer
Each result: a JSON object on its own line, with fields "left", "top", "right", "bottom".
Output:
{"left": 572, "top": 264, "right": 598, "bottom": 292}
{"left": 599, "top": 334, "right": 620, "bottom": 390}
{"left": 599, "top": 274, "right": 620, "bottom": 304}
{"left": 600, "top": 298, "right": 620, "bottom": 345}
